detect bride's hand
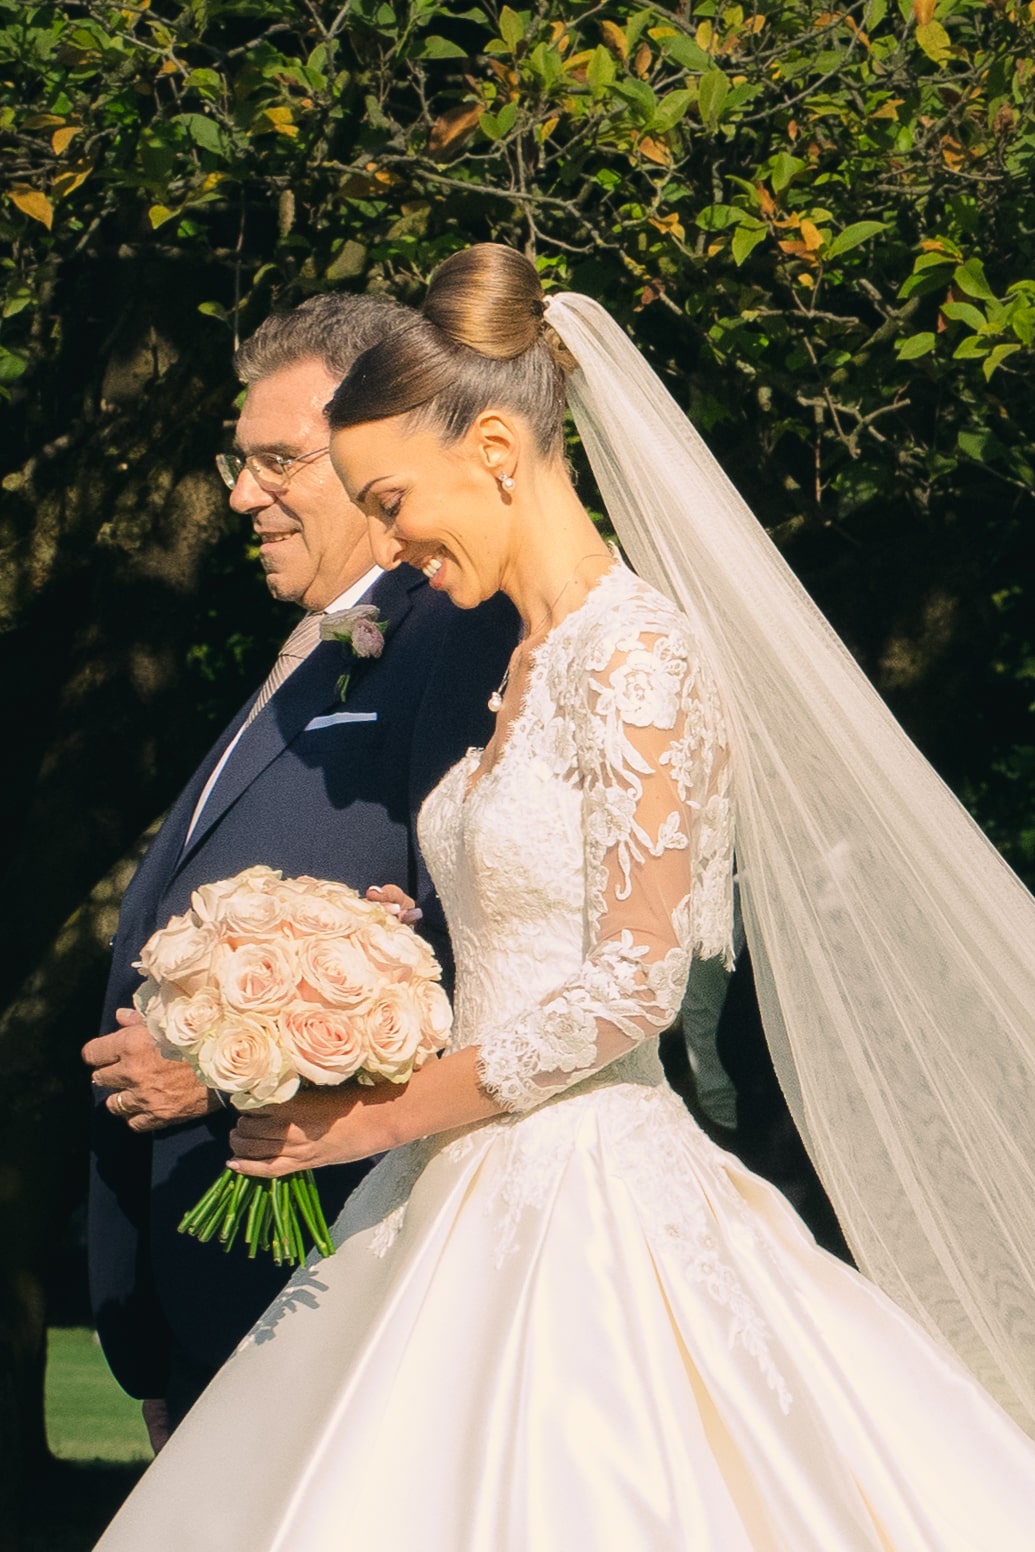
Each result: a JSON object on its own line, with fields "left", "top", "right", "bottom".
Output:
{"left": 228, "top": 1085, "right": 401, "bottom": 1176}
{"left": 366, "top": 883, "right": 422, "bottom": 924}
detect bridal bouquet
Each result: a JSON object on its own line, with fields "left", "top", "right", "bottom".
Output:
{"left": 133, "top": 864, "right": 451, "bottom": 1265}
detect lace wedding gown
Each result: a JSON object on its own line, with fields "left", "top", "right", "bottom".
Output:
{"left": 96, "top": 566, "right": 1035, "bottom": 1551}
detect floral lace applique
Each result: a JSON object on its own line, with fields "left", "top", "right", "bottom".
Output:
{"left": 461, "top": 569, "right": 733, "bottom": 1114}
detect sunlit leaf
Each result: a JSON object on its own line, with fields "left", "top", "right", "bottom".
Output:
{"left": 896, "top": 332, "right": 936, "bottom": 358}
{"left": 825, "top": 220, "right": 885, "bottom": 258}
{"left": 697, "top": 68, "right": 730, "bottom": 127}
{"left": 8, "top": 187, "right": 53, "bottom": 229}
{"left": 915, "top": 19, "right": 951, "bottom": 61}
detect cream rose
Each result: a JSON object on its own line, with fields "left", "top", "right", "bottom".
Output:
{"left": 277, "top": 1004, "right": 366, "bottom": 1085}
{"left": 136, "top": 914, "right": 218, "bottom": 995}
{"left": 362, "top": 919, "right": 437, "bottom": 982}
{"left": 277, "top": 875, "right": 360, "bottom": 908}
{"left": 356, "top": 983, "right": 423, "bottom": 1083}
{"left": 217, "top": 886, "right": 287, "bottom": 942}
{"left": 196, "top": 1016, "right": 298, "bottom": 1109}
{"left": 297, "top": 937, "right": 379, "bottom": 1012}
{"left": 191, "top": 866, "right": 283, "bottom": 924}
{"left": 162, "top": 989, "right": 224, "bottom": 1054}
{"left": 214, "top": 939, "right": 300, "bottom": 1013}
{"left": 278, "top": 888, "right": 366, "bottom": 940}
{"left": 412, "top": 978, "right": 453, "bottom": 1059}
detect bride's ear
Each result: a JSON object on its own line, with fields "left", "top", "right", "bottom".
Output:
{"left": 468, "top": 411, "right": 521, "bottom": 491}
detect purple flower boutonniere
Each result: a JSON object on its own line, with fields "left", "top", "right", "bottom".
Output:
{"left": 320, "top": 605, "right": 387, "bottom": 702}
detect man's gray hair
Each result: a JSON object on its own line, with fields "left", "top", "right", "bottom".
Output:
{"left": 233, "top": 291, "right": 408, "bottom": 386}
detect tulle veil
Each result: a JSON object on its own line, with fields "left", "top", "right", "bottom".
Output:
{"left": 547, "top": 292, "right": 1035, "bottom": 1434}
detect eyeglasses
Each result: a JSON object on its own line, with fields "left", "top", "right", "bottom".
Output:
{"left": 215, "top": 446, "right": 330, "bottom": 494}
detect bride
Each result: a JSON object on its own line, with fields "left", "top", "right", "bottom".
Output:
{"left": 96, "top": 245, "right": 1035, "bottom": 1550}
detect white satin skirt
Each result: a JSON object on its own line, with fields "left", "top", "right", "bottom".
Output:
{"left": 95, "top": 1078, "right": 1035, "bottom": 1550}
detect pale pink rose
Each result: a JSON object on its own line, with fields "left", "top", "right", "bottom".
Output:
{"left": 191, "top": 866, "right": 283, "bottom": 924}
{"left": 356, "top": 983, "right": 423, "bottom": 1083}
{"left": 277, "top": 1004, "right": 366, "bottom": 1085}
{"left": 277, "top": 888, "right": 366, "bottom": 940}
{"left": 214, "top": 939, "right": 300, "bottom": 1014}
{"left": 196, "top": 1015, "right": 298, "bottom": 1110}
{"left": 217, "top": 886, "right": 287, "bottom": 941}
{"left": 276, "top": 876, "right": 360, "bottom": 907}
{"left": 136, "top": 914, "right": 218, "bottom": 995}
{"left": 362, "top": 919, "right": 436, "bottom": 982}
{"left": 297, "top": 937, "right": 379, "bottom": 1012}
{"left": 162, "top": 989, "right": 224, "bottom": 1054}
{"left": 350, "top": 617, "right": 385, "bottom": 659}
{"left": 412, "top": 978, "right": 453, "bottom": 1059}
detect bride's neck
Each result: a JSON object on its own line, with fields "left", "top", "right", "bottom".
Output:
{"left": 501, "top": 469, "right": 613, "bottom": 642}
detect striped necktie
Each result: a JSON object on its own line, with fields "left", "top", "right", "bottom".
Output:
{"left": 245, "top": 610, "right": 325, "bottom": 725}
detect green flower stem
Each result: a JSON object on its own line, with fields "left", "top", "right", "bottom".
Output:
{"left": 179, "top": 1167, "right": 333, "bottom": 1267}
{"left": 244, "top": 1178, "right": 266, "bottom": 1258}
{"left": 291, "top": 1172, "right": 334, "bottom": 1259}
{"left": 219, "top": 1172, "right": 252, "bottom": 1244}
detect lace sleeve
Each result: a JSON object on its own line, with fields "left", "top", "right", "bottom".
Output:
{"left": 476, "top": 610, "right": 734, "bottom": 1113}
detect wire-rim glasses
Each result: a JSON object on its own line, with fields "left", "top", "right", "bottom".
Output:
{"left": 215, "top": 445, "right": 330, "bottom": 494}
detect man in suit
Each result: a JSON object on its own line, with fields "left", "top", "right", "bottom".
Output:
{"left": 83, "top": 292, "right": 516, "bottom": 1446}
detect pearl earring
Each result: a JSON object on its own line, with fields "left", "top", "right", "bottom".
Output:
{"left": 497, "top": 472, "right": 515, "bottom": 492}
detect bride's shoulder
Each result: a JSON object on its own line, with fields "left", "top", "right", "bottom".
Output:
{"left": 572, "top": 564, "right": 699, "bottom": 665}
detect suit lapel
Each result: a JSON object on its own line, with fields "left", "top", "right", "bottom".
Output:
{"left": 172, "top": 567, "right": 422, "bottom": 874}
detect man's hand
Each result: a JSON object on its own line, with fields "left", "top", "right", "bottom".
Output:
{"left": 82, "top": 1009, "right": 217, "bottom": 1131}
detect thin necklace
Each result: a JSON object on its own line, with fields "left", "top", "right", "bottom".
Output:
{"left": 488, "top": 552, "right": 610, "bottom": 714}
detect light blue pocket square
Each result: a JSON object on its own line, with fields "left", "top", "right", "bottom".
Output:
{"left": 304, "top": 711, "right": 379, "bottom": 731}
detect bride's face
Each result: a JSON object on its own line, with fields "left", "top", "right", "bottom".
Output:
{"left": 331, "top": 414, "right": 514, "bottom": 609}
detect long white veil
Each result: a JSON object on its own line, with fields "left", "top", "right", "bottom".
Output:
{"left": 548, "top": 292, "right": 1035, "bottom": 1433}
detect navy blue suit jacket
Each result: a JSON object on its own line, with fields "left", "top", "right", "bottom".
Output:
{"left": 88, "top": 567, "right": 517, "bottom": 1397}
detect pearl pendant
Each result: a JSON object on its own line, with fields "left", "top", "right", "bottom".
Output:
{"left": 488, "top": 689, "right": 503, "bottom": 713}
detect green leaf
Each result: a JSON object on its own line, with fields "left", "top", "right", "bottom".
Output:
{"left": 651, "top": 89, "right": 694, "bottom": 133}
{"left": 697, "top": 68, "right": 730, "bottom": 127}
{"left": 825, "top": 220, "right": 885, "bottom": 259}
{"left": 696, "top": 203, "right": 744, "bottom": 232}
{"left": 175, "top": 112, "right": 225, "bottom": 156}
{"left": 952, "top": 335, "right": 989, "bottom": 359}
{"left": 0, "top": 346, "right": 28, "bottom": 383}
{"left": 148, "top": 204, "right": 176, "bottom": 229}
{"left": 659, "top": 33, "right": 713, "bottom": 72}
{"left": 614, "top": 78, "right": 655, "bottom": 119}
{"left": 1009, "top": 307, "right": 1034, "bottom": 347}
{"left": 953, "top": 258, "right": 996, "bottom": 303}
{"left": 982, "top": 343, "right": 1021, "bottom": 380}
{"left": 958, "top": 429, "right": 997, "bottom": 463}
{"left": 419, "top": 35, "right": 468, "bottom": 58}
{"left": 769, "top": 152, "right": 805, "bottom": 192}
{"left": 197, "top": 300, "right": 228, "bottom": 323}
{"left": 940, "top": 300, "right": 986, "bottom": 331}
{"left": 731, "top": 222, "right": 767, "bottom": 266}
{"left": 2, "top": 284, "right": 32, "bottom": 318}
{"left": 915, "top": 19, "right": 951, "bottom": 62}
{"left": 895, "top": 332, "right": 936, "bottom": 359}
{"left": 587, "top": 43, "right": 616, "bottom": 92}
{"left": 497, "top": 5, "right": 526, "bottom": 52}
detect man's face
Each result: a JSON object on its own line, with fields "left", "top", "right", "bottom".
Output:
{"left": 229, "top": 359, "right": 373, "bottom": 610}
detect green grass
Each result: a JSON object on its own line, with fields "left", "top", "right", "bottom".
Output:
{"left": 17, "top": 1329, "right": 152, "bottom": 1552}
{"left": 45, "top": 1327, "right": 151, "bottom": 1463}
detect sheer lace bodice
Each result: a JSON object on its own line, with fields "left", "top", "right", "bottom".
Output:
{"left": 419, "top": 564, "right": 734, "bottom": 1113}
